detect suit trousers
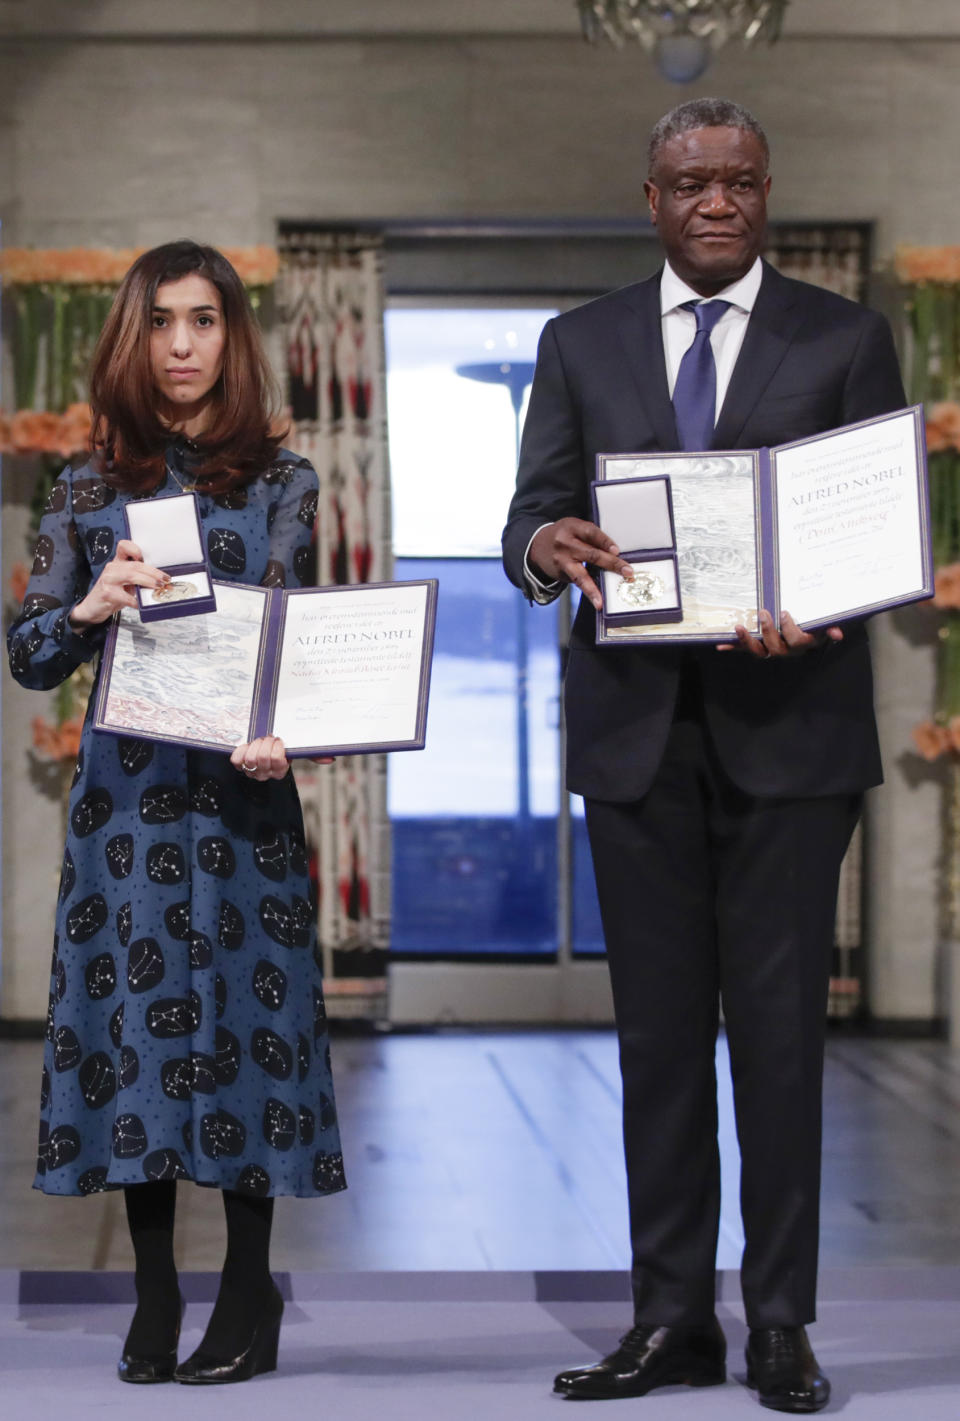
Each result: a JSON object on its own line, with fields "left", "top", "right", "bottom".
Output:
{"left": 584, "top": 711, "right": 860, "bottom": 1330}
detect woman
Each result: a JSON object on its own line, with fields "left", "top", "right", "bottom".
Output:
{"left": 8, "top": 241, "right": 345, "bottom": 1385}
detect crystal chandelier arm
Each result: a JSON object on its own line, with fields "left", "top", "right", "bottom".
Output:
{"left": 575, "top": 1, "right": 790, "bottom": 50}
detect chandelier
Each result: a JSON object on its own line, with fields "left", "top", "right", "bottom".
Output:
{"left": 575, "top": 1, "right": 790, "bottom": 84}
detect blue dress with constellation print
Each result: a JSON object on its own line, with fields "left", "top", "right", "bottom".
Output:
{"left": 7, "top": 443, "right": 345, "bottom": 1199}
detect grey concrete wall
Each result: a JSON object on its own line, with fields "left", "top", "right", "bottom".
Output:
{"left": 867, "top": 612, "right": 945, "bottom": 1024}
{"left": 2, "top": 1, "right": 959, "bottom": 38}
{"left": 0, "top": 22, "right": 958, "bottom": 250}
{"left": 2, "top": 4, "right": 956, "bottom": 1021}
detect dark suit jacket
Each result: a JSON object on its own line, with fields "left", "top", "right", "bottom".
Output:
{"left": 502, "top": 262, "right": 907, "bottom": 803}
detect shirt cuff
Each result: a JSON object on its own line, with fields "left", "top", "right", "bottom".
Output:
{"left": 56, "top": 607, "right": 107, "bottom": 659}
{"left": 523, "top": 525, "right": 565, "bottom": 605}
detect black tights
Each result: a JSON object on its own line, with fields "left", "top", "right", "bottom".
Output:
{"left": 123, "top": 1183, "right": 275, "bottom": 1359}
{"left": 202, "top": 1189, "right": 276, "bottom": 1358}
{"left": 123, "top": 1180, "right": 179, "bottom": 1356}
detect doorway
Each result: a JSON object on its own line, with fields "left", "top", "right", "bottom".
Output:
{"left": 384, "top": 300, "right": 612, "bottom": 1024}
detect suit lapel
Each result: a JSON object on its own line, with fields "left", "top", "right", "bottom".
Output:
{"left": 712, "top": 261, "right": 806, "bottom": 449}
{"left": 616, "top": 274, "right": 680, "bottom": 452}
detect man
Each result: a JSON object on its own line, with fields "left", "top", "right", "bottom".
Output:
{"left": 502, "top": 98, "right": 904, "bottom": 1413}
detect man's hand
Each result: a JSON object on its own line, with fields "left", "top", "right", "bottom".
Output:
{"left": 530, "top": 518, "right": 635, "bottom": 612}
{"left": 721, "top": 609, "right": 844, "bottom": 658}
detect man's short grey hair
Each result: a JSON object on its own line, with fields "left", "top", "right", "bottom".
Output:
{"left": 647, "top": 98, "right": 769, "bottom": 177}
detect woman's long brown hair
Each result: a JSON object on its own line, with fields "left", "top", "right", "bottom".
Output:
{"left": 89, "top": 241, "right": 285, "bottom": 494}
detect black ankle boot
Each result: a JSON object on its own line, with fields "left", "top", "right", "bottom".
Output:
{"left": 118, "top": 1293, "right": 185, "bottom": 1384}
{"left": 174, "top": 1280, "right": 283, "bottom": 1385}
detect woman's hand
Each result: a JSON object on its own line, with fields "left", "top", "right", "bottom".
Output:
{"left": 69, "top": 539, "right": 169, "bottom": 627}
{"left": 231, "top": 735, "right": 291, "bottom": 781}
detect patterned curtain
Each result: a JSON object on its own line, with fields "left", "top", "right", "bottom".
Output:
{"left": 767, "top": 223, "right": 873, "bottom": 1018}
{"left": 766, "top": 223, "right": 871, "bottom": 304}
{"left": 276, "top": 229, "right": 392, "bottom": 1021}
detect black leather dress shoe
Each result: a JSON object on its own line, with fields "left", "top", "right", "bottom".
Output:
{"left": 745, "top": 1327, "right": 829, "bottom": 1413}
{"left": 553, "top": 1318, "right": 726, "bottom": 1399}
{"left": 117, "top": 1295, "right": 185, "bottom": 1383}
{"left": 174, "top": 1284, "right": 283, "bottom": 1385}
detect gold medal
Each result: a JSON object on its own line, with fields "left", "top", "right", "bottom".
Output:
{"left": 153, "top": 579, "right": 198, "bottom": 604}
{"left": 618, "top": 568, "right": 664, "bottom": 608}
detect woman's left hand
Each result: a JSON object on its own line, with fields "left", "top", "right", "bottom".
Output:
{"left": 231, "top": 736, "right": 290, "bottom": 781}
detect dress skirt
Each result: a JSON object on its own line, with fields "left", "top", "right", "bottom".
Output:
{"left": 9, "top": 449, "right": 346, "bottom": 1199}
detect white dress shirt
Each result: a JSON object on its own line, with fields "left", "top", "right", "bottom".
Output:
{"left": 522, "top": 257, "right": 764, "bottom": 602}
{"left": 660, "top": 256, "right": 762, "bottom": 416}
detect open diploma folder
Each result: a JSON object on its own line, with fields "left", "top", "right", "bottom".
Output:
{"left": 93, "top": 579, "right": 438, "bottom": 757}
{"left": 594, "top": 406, "right": 933, "bottom": 646}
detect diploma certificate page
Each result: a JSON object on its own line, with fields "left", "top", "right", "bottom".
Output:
{"left": 94, "top": 580, "right": 436, "bottom": 756}
{"left": 774, "top": 409, "right": 927, "bottom": 627}
{"left": 592, "top": 408, "right": 930, "bottom": 645}
{"left": 271, "top": 582, "right": 431, "bottom": 752}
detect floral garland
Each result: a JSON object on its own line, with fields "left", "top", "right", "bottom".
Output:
{"left": 896, "top": 247, "right": 960, "bottom": 286}
{"left": 0, "top": 244, "right": 278, "bottom": 287}
{"left": 896, "top": 247, "right": 960, "bottom": 760}
{"left": 0, "top": 403, "right": 92, "bottom": 458}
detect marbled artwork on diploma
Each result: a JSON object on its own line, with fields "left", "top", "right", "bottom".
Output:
{"left": 100, "top": 584, "right": 266, "bottom": 748}
{"left": 601, "top": 453, "right": 760, "bottom": 639}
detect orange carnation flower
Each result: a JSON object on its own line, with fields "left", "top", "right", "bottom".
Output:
{"left": 932, "top": 564, "right": 960, "bottom": 609}
{"left": 10, "top": 409, "right": 63, "bottom": 454}
{"left": 929, "top": 401, "right": 960, "bottom": 450}
{"left": 56, "top": 717, "right": 84, "bottom": 761}
{"left": 896, "top": 246, "right": 960, "bottom": 284}
{"left": 57, "top": 402, "right": 93, "bottom": 457}
{"left": 0, "top": 246, "right": 140, "bottom": 284}
{"left": 9, "top": 561, "right": 30, "bottom": 604}
{"left": 912, "top": 720, "right": 954, "bottom": 761}
{"left": 224, "top": 245, "right": 279, "bottom": 286}
{"left": 31, "top": 714, "right": 85, "bottom": 762}
{"left": 926, "top": 422, "right": 949, "bottom": 453}
{"left": 1, "top": 404, "right": 93, "bottom": 457}
{"left": 0, "top": 245, "right": 278, "bottom": 288}
{"left": 31, "top": 716, "right": 61, "bottom": 759}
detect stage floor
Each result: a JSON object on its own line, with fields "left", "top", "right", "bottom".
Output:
{"left": 5, "top": 1030, "right": 960, "bottom": 1414}
{"left": 5, "top": 1030, "right": 960, "bottom": 1274}
{"left": 3, "top": 1268, "right": 960, "bottom": 1419}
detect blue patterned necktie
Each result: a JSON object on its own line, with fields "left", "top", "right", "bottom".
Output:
{"left": 671, "top": 299, "right": 731, "bottom": 452}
